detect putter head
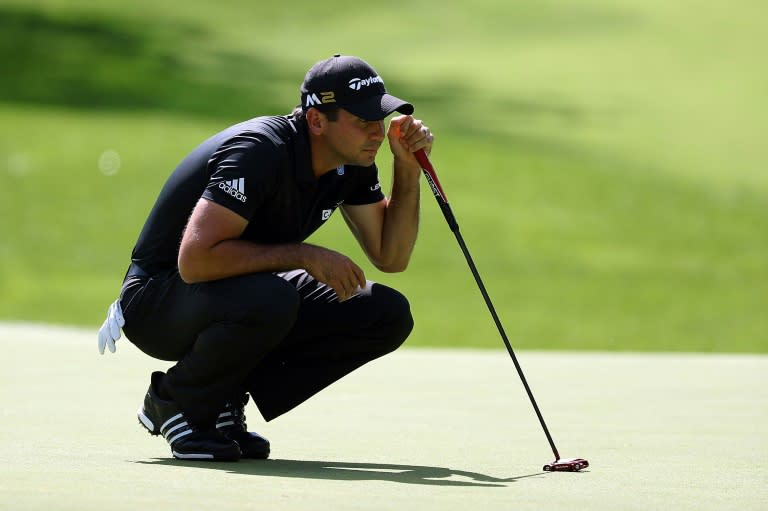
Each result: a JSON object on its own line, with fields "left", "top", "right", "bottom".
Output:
{"left": 543, "top": 458, "right": 589, "bottom": 472}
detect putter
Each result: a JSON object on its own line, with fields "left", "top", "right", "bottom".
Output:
{"left": 414, "top": 149, "right": 589, "bottom": 473}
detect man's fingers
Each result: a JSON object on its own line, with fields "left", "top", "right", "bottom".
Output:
{"left": 109, "top": 300, "right": 125, "bottom": 327}
{"left": 389, "top": 116, "right": 433, "bottom": 155}
{"left": 346, "top": 263, "right": 366, "bottom": 299}
{"left": 388, "top": 115, "right": 411, "bottom": 138}
{"left": 98, "top": 321, "right": 109, "bottom": 354}
{"left": 108, "top": 316, "right": 122, "bottom": 341}
{"left": 97, "top": 321, "right": 119, "bottom": 354}
{"left": 335, "top": 278, "right": 357, "bottom": 302}
{"left": 341, "top": 277, "right": 356, "bottom": 301}
{"left": 403, "top": 124, "right": 431, "bottom": 152}
{"left": 307, "top": 247, "right": 365, "bottom": 302}
{"left": 333, "top": 282, "right": 351, "bottom": 302}
{"left": 354, "top": 267, "right": 367, "bottom": 291}
{"left": 107, "top": 300, "right": 124, "bottom": 339}
{"left": 113, "top": 300, "right": 125, "bottom": 327}
{"left": 339, "top": 269, "right": 367, "bottom": 302}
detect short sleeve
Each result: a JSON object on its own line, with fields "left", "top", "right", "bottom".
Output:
{"left": 344, "top": 164, "right": 386, "bottom": 205}
{"left": 201, "top": 134, "right": 280, "bottom": 219}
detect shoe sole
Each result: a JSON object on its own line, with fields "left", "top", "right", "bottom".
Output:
{"left": 172, "top": 450, "right": 216, "bottom": 460}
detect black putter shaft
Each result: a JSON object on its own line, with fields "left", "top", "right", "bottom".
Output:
{"left": 414, "top": 149, "right": 562, "bottom": 462}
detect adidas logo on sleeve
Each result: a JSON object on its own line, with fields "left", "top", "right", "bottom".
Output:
{"left": 218, "top": 178, "right": 247, "bottom": 203}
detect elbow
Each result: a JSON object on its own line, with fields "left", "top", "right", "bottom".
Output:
{"left": 178, "top": 268, "right": 203, "bottom": 284}
{"left": 374, "top": 260, "right": 409, "bottom": 273}
{"left": 177, "top": 249, "right": 206, "bottom": 284}
{"left": 178, "top": 262, "right": 202, "bottom": 284}
{"left": 370, "top": 249, "right": 413, "bottom": 273}
{"left": 382, "top": 265, "right": 408, "bottom": 274}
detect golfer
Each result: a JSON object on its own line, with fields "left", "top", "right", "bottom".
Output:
{"left": 97, "top": 54, "right": 434, "bottom": 461}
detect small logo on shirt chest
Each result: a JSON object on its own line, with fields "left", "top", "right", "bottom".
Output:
{"left": 320, "top": 201, "right": 344, "bottom": 222}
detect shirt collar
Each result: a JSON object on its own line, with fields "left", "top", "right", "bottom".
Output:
{"left": 291, "top": 115, "right": 347, "bottom": 187}
{"left": 290, "top": 117, "right": 317, "bottom": 187}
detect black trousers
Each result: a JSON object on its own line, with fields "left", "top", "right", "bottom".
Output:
{"left": 120, "top": 268, "right": 413, "bottom": 429}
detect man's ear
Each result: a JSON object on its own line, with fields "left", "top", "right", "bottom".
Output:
{"left": 306, "top": 108, "right": 327, "bottom": 134}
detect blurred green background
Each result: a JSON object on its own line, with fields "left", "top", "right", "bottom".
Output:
{"left": 0, "top": 0, "right": 765, "bottom": 352}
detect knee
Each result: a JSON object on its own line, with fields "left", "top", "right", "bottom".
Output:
{"left": 374, "top": 285, "right": 414, "bottom": 352}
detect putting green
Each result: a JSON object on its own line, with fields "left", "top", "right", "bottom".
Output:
{"left": 0, "top": 323, "right": 765, "bottom": 510}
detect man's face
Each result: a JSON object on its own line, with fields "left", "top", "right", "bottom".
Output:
{"left": 323, "top": 109, "right": 386, "bottom": 167}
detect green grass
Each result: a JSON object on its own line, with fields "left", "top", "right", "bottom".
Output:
{"left": 1, "top": 0, "right": 766, "bottom": 352}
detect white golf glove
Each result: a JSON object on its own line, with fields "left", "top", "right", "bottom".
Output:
{"left": 98, "top": 299, "right": 125, "bottom": 354}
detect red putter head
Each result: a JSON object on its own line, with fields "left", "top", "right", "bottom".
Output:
{"left": 543, "top": 458, "right": 589, "bottom": 472}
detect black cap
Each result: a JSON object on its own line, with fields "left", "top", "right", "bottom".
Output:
{"left": 300, "top": 55, "right": 414, "bottom": 121}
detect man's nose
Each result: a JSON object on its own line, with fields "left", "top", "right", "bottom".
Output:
{"left": 370, "top": 120, "right": 385, "bottom": 140}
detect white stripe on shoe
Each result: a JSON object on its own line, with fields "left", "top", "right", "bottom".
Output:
{"left": 164, "top": 421, "right": 190, "bottom": 438}
{"left": 160, "top": 413, "right": 185, "bottom": 433}
{"left": 167, "top": 429, "right": 193, "bottom": 445}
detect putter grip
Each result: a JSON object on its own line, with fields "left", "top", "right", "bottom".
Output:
{"left": 414, "top": 149, "right": 447, "bottom": 202}
{"left": 414, "top": 149, "right": 459, "bottom": 232}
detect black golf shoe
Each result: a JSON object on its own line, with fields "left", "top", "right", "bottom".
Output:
{"left": 137, "top": 372, "right": 241, "bottom": 461}
{"left": 216, "top": 394, "right": 270, "bottom": 459}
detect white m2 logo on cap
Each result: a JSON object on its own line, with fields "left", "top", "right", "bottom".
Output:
{"left": 305, "top": 92, "right": 336, "bottom": 107}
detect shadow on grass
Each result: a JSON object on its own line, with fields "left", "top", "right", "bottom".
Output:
{"left": 135, "top": 457, "right": 544, "bottom": 487}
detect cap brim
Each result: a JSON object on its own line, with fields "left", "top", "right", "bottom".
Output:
{"left": 343, "top": 94, "right": 414, "bottom": 121}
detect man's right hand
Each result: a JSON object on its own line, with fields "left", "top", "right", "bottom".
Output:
{"left": 302, "top": 245, "right": 366, "bottom": 301}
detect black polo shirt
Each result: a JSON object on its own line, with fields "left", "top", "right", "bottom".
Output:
{"left": 130, "top": 114, "right": 385, "bottom": 275}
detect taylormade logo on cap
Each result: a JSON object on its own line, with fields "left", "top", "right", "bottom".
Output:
{"left": 348, "top": 76, "right": 384, "bottom": 91}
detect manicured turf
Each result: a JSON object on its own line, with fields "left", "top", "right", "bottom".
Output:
{"left": 1, "top": 324, "right": 765, "bottom": 510}
{"left": 1, "top": 3, "right": 764, "bottom": 509}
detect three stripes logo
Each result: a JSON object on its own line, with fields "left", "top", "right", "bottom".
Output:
{"left": 218, "top": 178, "right": 247, "bottom": 203}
